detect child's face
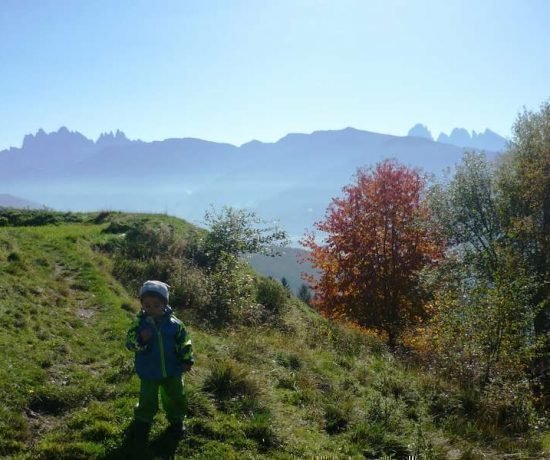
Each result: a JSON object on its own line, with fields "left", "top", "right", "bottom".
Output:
{"left": 141, "top": 295, "right": 166, "bottom": 319}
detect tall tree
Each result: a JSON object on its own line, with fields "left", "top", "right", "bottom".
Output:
{"left": 497, "top": 100, "right": 550, "bottom": 394}
{"left": 302, "top": 159, "right": 443, "bottom": 346}
{"left": 429, "top": 152, "right": 502, "bottom": 276}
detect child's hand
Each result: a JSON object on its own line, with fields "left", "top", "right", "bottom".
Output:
{"left": 139, "top": 327, "right": 153, "bottom": 344}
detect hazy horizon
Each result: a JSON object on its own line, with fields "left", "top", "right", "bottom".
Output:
{"left": 0, "top": 123, "right": 507, "bottom": 152}
{"left": 1, "top": 0, "right": 549, "bottom": 151}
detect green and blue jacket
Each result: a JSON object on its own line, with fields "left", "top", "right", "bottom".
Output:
{"left": 126, "top": 306, "right": 194, "bottom": 380}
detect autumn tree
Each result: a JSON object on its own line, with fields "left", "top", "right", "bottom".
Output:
{"left": 302, "top": 159, "right": 444, "bottom": 346}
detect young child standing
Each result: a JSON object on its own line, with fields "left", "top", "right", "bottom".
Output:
{"left": 126, "top": 280, "right": 194, "bottom": 440}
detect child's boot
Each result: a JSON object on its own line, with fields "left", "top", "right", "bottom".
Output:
{"left": 167, "top": 420, "right": 186, "bottom": 439}
{"left": 132, "top": 419, "right": 152, "bottom": 445}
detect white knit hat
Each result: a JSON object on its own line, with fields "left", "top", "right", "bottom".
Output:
{"left": 139, "top": 280, "right": 170, "bottom": 303}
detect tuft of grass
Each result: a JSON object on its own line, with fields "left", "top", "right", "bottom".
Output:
{"left": 323, "top": 400, "right": 353, "bottom": 435}
{"left": 276, "top": 351, "right": 302, "bottom": 371}
{"left": 349, "top": 420, "right": 410, "bottom": 458}
{"left": 7, "top": 251, "right": 21, "bottom": 262}
{"left": 244, "top": 411, "right": 279, "bottom": 450}
{"left": 202, "top": 359, "right": 260, "bottom": 405}
{"left": 541, "top": 432, "right": 550, "bottom": 455}
{"left": 34, "top": 440, "right": 105, "bottom": 460}
{"left": 184, "top": 386, "right": 216, "bottom": 418}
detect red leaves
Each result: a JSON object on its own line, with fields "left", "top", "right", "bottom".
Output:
{"left": 301, "top": 159, "right": 444, "bottom": 344}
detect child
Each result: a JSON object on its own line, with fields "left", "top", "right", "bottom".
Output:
{"left": 126, "top": 280, "right": 194, "bottom": 440}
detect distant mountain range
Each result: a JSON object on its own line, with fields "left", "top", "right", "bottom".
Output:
{"left": 0, "top": 194, "right": 43, "bottom": 209}
{"left": 1, "top": 125, "right": 505, "bottom": 242}
{"left": 407, "top": 123, "right": 507, "bottom": 151}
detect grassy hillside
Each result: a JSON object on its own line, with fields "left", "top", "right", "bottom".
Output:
{"left": 0, "top": 211, "right": 548, "bottom": 459}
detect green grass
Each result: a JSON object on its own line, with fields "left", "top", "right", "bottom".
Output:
{"left": 0, "top": 211, "right": 548, "bottom": 459}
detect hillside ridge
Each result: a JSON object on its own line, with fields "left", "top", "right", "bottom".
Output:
{"left": 0, "top": 210, "right": 547, "bottom": 459}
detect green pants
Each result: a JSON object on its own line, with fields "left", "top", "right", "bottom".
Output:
{"left": 134, "top": 374, "right": 187, "bottom": 424}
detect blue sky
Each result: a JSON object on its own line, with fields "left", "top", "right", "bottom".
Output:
{"left": 1, "top": 0, "right": 549, "bottom": 150}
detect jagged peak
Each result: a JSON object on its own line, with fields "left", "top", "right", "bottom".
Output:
{"left": 21, "top": 127, "right": 92, "bottom": 149}
{"left": 407, "top": 123, "right": 433, "bottom": 141}
{"left": 96, "top": 129, "right": 131, "bottom": 146}
{"left": 436, "top": 126, "right": 507, "bottom": 151}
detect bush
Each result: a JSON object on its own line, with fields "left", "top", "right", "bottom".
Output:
{"left": 364, "top": 391, "right": 406, "bottom": 432}
{"left": 169, "top": 263, "right": 211, "bottom": 312}
{"left": 206, "top": 254, "right": 255, "bottom": 326}
{"left": 112, "top": 221, "right": 186, "bottom": 261}
{"left": 255, "top": 277, "right": 288, "bottom": 316}
{"left": 479, "top": 380, "right": 536, "bottom": 433}
{"left": 112, "top": 257, "right": 171, "bottom": 296}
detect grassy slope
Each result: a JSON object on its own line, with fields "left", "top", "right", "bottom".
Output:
{"left": 0, "top": 214, "right": 547, "bottom": 459}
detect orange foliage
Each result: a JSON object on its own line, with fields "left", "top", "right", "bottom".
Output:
{"left": 301, "top": 160, "right": 444, "bottom": 346}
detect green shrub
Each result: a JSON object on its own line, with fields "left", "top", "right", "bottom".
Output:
{"left": 112, "top": 221, "right": 186, "bottom": 260}
{"left": 364, "top": 391, "right": 406, "bottom": 432}
{"left": 409, "top": 423, "right": 438, "bottom": 460}
{"left": 206, "top": 255, "right": 255, "bottom": 326}
{"left": 112, "top": 257, "right": 171, "bottom": 296}
{"left": 479, "top": 380, "right": 536, "bottom": 433}
{"left": 92, "top": 211, "right": 113, "bottom": 224}
{"left": 255, "top": 277, "right": 288, "bottom": 316}
{"left": 169, "top": 263, "right": 211, "bottom": 311}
